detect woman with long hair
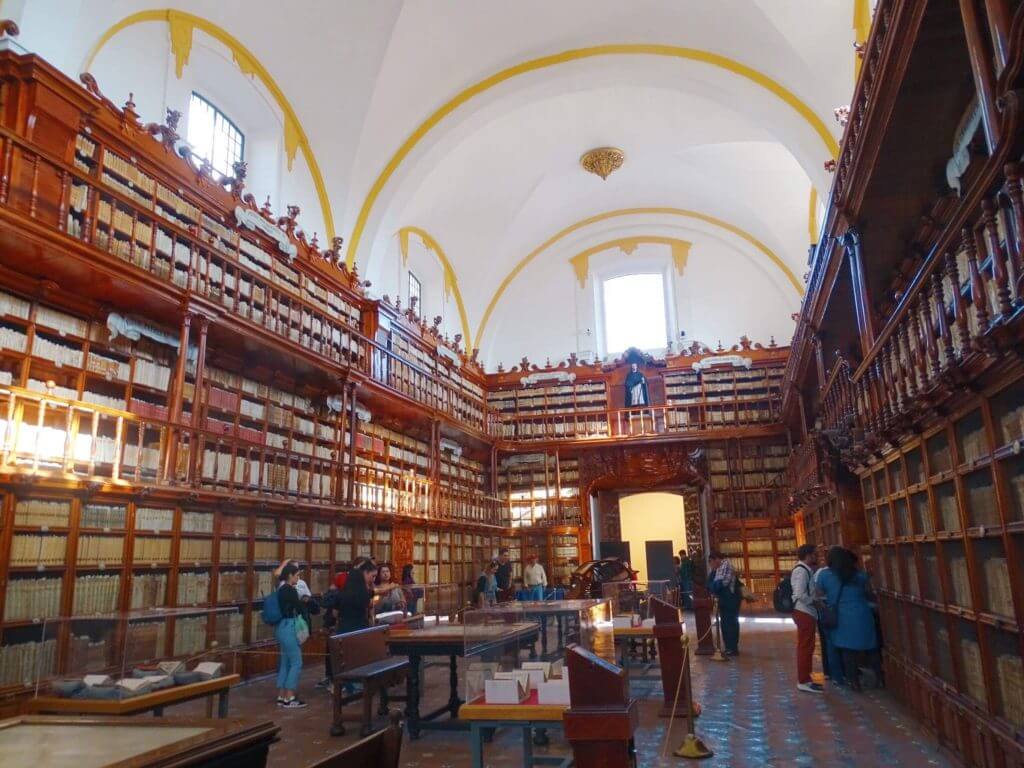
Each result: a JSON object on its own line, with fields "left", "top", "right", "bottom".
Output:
{"left": 816, "top": 547, "right": 880, "bottom": 690}
{"left": 373, "top": 562, "right": 407, "bottom": 614}
{"left": 338, "top": 559, "right": 379, "bottom": 634}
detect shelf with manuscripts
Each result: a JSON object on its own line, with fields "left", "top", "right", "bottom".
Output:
{"left": 860, "top": 376, "right": 1024, "bottom": 739}
{"left": 497, "top": 453, "right": 580, "bottom": 528}
{"left": 0, "top": 494, "right": 380, "bottom": 690}
{"left": 708, "top": 440, "right": 788, "bottom": 520}
{"left": 710, "top": 518, "right": 797, "bottom": 595}
{"left": 383, "top": 327, "right": 486, "bottom": 428}
{"left": 68, "top": 137, "right": 366, "bottom": 373}
{"left": 486, "top": 379, "right": 609, "bottom": 416}
{"left": 410, "top": 528, "right": 499, "bottom": 588}
{"left": 549, "top": 533, "right": 581, "bottom": 584}
{"left": 0, "top": 287, "right": 179, "bottom": 417}
{"left": 663, "top": 363, "right": 783, "bottom": 424}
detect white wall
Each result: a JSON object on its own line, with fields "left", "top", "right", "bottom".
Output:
{"left": 483, "top": 229, "right": 799, "bottom": 370}
{"left": 76, "top": 20, "right": 324, "bottom": 239}
{"left": 619, "top": 492, "right": 687, "bottom": 583}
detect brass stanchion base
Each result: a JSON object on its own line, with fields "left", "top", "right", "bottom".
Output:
{"left": 674, "top": 733, "right": 714, "bottom": 759}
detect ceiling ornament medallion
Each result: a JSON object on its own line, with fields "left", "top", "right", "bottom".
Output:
{"left": 580, "top": 147, "right": 625, "bottom": 180}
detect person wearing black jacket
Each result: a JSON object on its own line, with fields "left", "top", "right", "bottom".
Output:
{"left": 275, "top": 564, "right": 307, "bottom": 708}
{"left": 338, "top": 559, "right": 379, "bottom": 633}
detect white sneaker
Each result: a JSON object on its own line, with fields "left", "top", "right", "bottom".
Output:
{"left": 797, "top": 682, "right": 824, "bottom": 693}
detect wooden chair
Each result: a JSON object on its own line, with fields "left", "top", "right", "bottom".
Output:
{"left": 328, "top": 625, "right": 409, "bottom": 737}
{"left": 309, "top": 711, "right": 403, "bottom": 768}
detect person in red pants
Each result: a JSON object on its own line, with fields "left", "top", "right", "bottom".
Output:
{"left": 792, "top": 544, "right": 823, "bottom": 693}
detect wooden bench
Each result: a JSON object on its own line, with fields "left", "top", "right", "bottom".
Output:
{"left": 310, "top": 711, "right": 403, "bottom": 768}
{"left": 329, "top": 626, "right": 409, "bottom": 737}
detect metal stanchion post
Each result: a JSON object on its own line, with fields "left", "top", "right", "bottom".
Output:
{"left": 661, "top": 634, "right": 714, "bottom": 760}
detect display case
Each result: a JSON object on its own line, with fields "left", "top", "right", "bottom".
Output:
{"left": 601, "top": 580, "right": 673, "bottom": 624}
{"left": 24, "top": 606, "right": 242, "bottom": 697}
{"left": 466, "top": 598, "right": 614, "bottom": 700}
{"left": 411, "top": 583, "right": 465, "bottom": 621}
{"left": 462, "top": 598, "right": 612, "bottom": 706}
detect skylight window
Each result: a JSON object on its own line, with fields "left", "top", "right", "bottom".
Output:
{"left": 602, "top": 273, "right": 668, "bottom": 354}
{"left": 187, "top": 92, "right": 244, "bottom": 178}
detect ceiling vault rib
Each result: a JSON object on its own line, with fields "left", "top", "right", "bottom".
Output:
{"left": 473, "top": 206, "right": 804, "bottom": 352}
{"left": 346, "top": 43, "right": 839, "bottom": 269}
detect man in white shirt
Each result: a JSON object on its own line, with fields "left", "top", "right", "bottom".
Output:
{"left": 792, "top": 544, "right": 822, "bottom": 693}
{"left": 523, "top": 553, "right": 547, "bottom": 601}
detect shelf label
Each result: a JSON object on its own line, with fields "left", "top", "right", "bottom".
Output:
{"left": 98, "top": 563, "right": 105, "bottom": 570}
{"left": 40, "top": 526, "right": 48, "bottom": 533}
{"left": 103, "top": 527, "right": 111, "bottom": 533}
{"left": 36, "top": 565, "right": 43, "bottom": 572}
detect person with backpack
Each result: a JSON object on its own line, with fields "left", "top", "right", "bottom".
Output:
{"left": 792, "top": 544, "right": 823, "bottom": 693}
{"left": 708, "top": 551, "right": 741, "bottom": 655}
{"left": 265, "top": 563, "right": 307, "bottom": 708}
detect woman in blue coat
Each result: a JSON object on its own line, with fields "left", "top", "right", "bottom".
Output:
{"left": 816, "top": 547, "right": 879, "bottom": 691}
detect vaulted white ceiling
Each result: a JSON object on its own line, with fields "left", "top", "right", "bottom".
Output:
{"left": 15, "top": 0, "right": 861, "bottom": 368}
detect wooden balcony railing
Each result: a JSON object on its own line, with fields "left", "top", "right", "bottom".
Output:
{"left": 494, "top": 398, "right": 782, "bottom": 442}
{"left": 366, "top": 342, "right": 496, "bottom": 436}
{"left": 816, "top": 157, "right": 1024, "bottom": 453}
{"left": 0, "top": 385, "right": 503, "bottom": 526}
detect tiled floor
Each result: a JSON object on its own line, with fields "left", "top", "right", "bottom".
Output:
{"left": 178, "top": 621, "right": 957, "bottom": 767}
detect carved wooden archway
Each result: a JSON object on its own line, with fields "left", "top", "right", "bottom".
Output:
{"left": 578, "top": 444, "right": 710, "bottom": 563}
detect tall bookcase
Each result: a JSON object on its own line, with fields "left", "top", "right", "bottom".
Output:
{"left": 864, "top": 374, "right": 1024, "bottom": 745}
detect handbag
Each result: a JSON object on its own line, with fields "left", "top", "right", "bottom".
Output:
{"left": 820, "top": 583, "right": 845, "bottom": 629}
{"left": 294, "top": 614, "right": 310, "bottom": 645}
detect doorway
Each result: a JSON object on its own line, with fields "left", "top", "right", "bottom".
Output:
{"left": 618, "top": 492, "right": 686, "bottom": 581}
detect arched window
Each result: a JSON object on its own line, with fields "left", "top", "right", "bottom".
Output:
{"left": 408, "top": 271, "right": 422, "bottom": 317}
{"left": 187, "top": 92, "right": 244, "bottom": 177}
{"left": 601, "top": 273, "right": 668, "bottom": 354}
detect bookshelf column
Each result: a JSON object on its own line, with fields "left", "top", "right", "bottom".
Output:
{"left": 187, "top": 314, "right": 211, "bottom": 485}
{"left": 346, "top": 382, "right": 359, "bottom": 505}
{"left": 165, "top": 312, "right": 192, "bottom": 484}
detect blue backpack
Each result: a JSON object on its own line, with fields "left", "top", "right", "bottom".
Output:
{"left": 262, "top": 588, "right": 283, "bottom": 625}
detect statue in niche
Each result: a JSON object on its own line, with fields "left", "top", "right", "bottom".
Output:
{"left": 624, "top": 362, "right": 649, "bottom": 407}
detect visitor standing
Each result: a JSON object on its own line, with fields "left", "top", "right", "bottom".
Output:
{"left": 814, "top": 549, "right": 844, "bottom": 685}
{"left": 337, "top": 559, "right": 379, "bottom": 634}
{"left": 792, "top": 544, "right": 823, "bottom": 693}
{"left": 273, "top": 563, "right": 307, "bottom": 708}
{"left": 708, "top": 551, "right": 741, "bottom": 655}
{"left": 496, "top": 547, "right": 513, "bottom": 599}
{"left": 523, "top": 553, "right": 548, "bottom": 601}
{"left": 474, "top": 560, "right": 499, "bottom": 608}
{"left": 817, "top": 547, "right": 879, "bottom": 691}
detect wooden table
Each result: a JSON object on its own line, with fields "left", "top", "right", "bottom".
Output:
{"left": 612, "top": 624, "right": 660, "bottom": 676}
{"left": 459, "top": 694, "right": 572, "bottom": 768}
{"left": 26, "top": 675, "right": 240, "bottom": 719}
{"left": 0, "top": 714, "right": 278, "bottom": 768}
{"left": 386, "top": 623, "right": 539, "bottom": 739}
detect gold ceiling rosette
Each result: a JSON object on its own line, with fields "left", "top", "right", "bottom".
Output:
{"left": 580, "top": 147, "right": 625, "bottom": 180}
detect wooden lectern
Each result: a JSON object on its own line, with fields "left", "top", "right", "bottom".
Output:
{"left": 562, "top": 645, "right": 639, "bottom": 768}
{"left": 691, "top": 584, "right": 715, "bottom": 655}
{"left": 651, "top": 597, "right": 700, "bottom": 718}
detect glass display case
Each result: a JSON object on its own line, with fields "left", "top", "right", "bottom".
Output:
{"left": 463, "top": 598, "right": 612, "bottom": 706}
{"left": 601, "top": 580, "right": 673, "bottom": 626}
{"left": 410, "top": 583, "right": 464, "bottom": 621}
{"left": 31, "top": 606, "right": 242, "bottom": 698}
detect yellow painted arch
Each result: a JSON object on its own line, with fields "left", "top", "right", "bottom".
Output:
{"left": 397, "top": 227, "right": 472, "bottom": 350}
{"left": 569, "top": 236, "right": 693, "bottom": 288}
{"left": 473, "top": 206, "right": 803, "bottom": 351}
{"left": 347, "top": 43, "right": 839, "bottom": 268}
{"left": 84, "top": 10, "right": 335, "bottom": 240}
